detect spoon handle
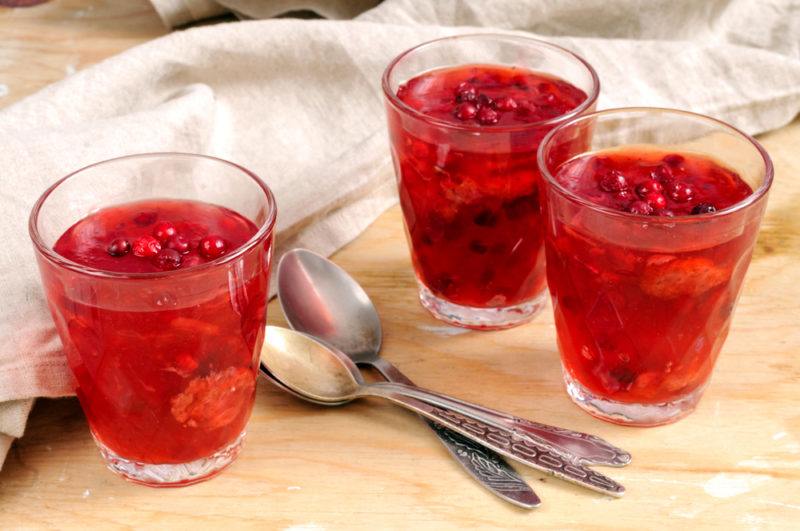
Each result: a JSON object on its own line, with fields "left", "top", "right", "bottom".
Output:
{"left": 364, "top": 385, "right": 625, "bottom": 497}
{"left": 368, "top": 358, "right": 541, "bottom": 509}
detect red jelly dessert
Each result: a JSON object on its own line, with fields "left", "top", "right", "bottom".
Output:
{"left": 47, "top": 199, "right": 268, "bottom": 464}
{"left": 389, "top": 64, "right": 588, "bottom": 316}
{"left": 545, "top": 148, "right": 755, "bottom": 409}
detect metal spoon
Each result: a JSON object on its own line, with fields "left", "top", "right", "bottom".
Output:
{"left": 275, "top": 249, "right": 630, "bottom": 468}
{"left": 276, "top": 250, "right": 540, "bottom": 508}
{"left": 261, "top": 326, "right": 625, "bottom": 497}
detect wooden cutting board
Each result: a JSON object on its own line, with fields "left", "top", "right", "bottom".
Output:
{"left": 1, "top": 2, "right": 798, "bottom": 528}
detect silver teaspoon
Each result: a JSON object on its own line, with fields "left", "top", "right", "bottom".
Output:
{"left": 275, "top": 248, "right": 630, "bottom": 468}
{"left": 261, "top": 326, "right": 625, "bottom": 497}
{"left": 276, "top": 250, "right": 540, "bottom": 508}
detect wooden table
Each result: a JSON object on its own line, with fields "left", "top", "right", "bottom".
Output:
{"left": 1, "top": 2, "right": 798, "bottom": 528}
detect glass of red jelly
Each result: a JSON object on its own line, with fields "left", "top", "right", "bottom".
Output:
{"left": 538, "top": 108, "right": 773, "bottom": 425}
{"left": 383, "top": 34, "right": 599, "bottom": 329}
{"left": 29, "top": 153, "right": 277, "bottom": 485}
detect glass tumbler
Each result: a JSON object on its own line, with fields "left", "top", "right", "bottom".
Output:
{"left": 538, "top": 108, "right": 773, "bottom": 425}
{"left": 29, "top": 153, "right": 276, "bottom": 485}
{"left": 383, "top": 34, "right": 599, "bottom": 329}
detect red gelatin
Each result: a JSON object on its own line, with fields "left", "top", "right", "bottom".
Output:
{"left": 389, "top": 64, "right": 588, "bottom": 309}
{"left": 547, "top": 148, "right": 754, "bottom": 405}
{"left": 49, "top": 199, "right": 268, "bottom": 463}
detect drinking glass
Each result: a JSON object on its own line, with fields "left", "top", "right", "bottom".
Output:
{"left": 538, "top": 108, "right": 773, "bottom": 425}
{"left": 383, "top": 34, "right": 599, "bottom": 329}
{"left": 29, "top": 153, "right": 277, "bottom": 485}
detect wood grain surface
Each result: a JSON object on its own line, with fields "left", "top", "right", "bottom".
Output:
{"left": 1, "top": 1, "right": 799, "bottom": 529}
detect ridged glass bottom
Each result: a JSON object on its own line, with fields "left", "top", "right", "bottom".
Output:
{"left": 95, "top": 430, "right": 245, "bottom": 487}
{"left": 564, "top": 370, "right": 707, "bottom": 426}
{"left": 418, "top": 282, "right": 546, "bottom": 330}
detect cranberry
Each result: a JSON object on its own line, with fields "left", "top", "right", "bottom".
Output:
{"left": 598, "top": 170, "right": 628, "bottom": 192}
{"left": 614, "top": 190, "right": 633, "bottom": 202}
{"left": 645, "top": 192, "right": 667, "bottom": 210}
{"left": 455, "top": 82, "right": 477, "bottom": 103}
{"left": 628, "top": 200, "right": 654, "bottom": 216}
{"left": 650, "top": 165, "right": 673, "bottom": 183}
{"left": 495, "top": 96, "right": 518, "bottom": 112}
{"left": 668, "top": 182, "right": 694, "bottom": 203}
{"left": 476, "top": 106, "right": 500, "bottom": 125}
{"left": 454, "top": 102, "right": 478, "bottom": 121}
{"left": 166, "top": 235, "right": 191, "bottom": 254}
{"left": 691, "top": 202, "right": 717, "bottom": 215}
{"left": 107, "top": 238, "right": 131, "bottom": 257}
{"left": 635, "top": 180, "right": 663, "bottom": 198}
{"left": 477, "top": 94, "right": 495, "bottom": 109}
{"left": 198, "top": 235, "right": 227, "bottom": 259}
{"left": 132, "top": 235, "right": 162, "bottom": 257}
{"left": 152, "top": 222, "right": 177, "bottom": 243}
{"left": 663, "top": 154, "right": 685, "bottom": 167}
{"left": 133, "top": 211, "right": 157, "bottom": 227}
{"left": 154, "top": 248, "right": 182, "bottom": 270}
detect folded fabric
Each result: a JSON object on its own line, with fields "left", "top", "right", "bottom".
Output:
{"left": 1, "top": 0, "right": 799, "bottom": 468}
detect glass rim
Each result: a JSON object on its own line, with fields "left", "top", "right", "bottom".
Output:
{"left": 536, "top": 107, "right": 774, "bottom": 223}
{"left": 28, "top": 152, "right": 278, "bottom": 280}
{"left": 381, "top": 32, "right": 601, "bottom": 133}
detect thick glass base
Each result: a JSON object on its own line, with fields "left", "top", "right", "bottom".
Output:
{"left": 418, "top": 282, "right": 546, "bottom": 330}
{"left": 564, "top": 370, "right": 706, "bottom": 427}
{"left": 95, "top": 430, "right": 246, "bottom": 487}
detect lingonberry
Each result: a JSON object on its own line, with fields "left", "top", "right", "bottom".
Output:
{"left": 645, "top": 192, "right": 667, "bottom": 210}
{"left": 599, "top": 170, "right": 628, "bottom": 192}
{"left": 495, "top": 96, "right": 518, "bottom": 112}
{"left": 152, "top": 222, "right": 177, "bottom": 243}
{"left": 455, "top": 82, "right": 477, "bottom": 103}
{"left": 154, "top": 248, "right": 182, "bottom": 270}
{"left": 668, "top": 182, "right": 694, "bottom": 203}
{"left": 454, "top": 102, "right": 478, "bottom": 121}
{"left": 628, "top": 200, "right": 654, "bottom": 216}
{"left": 198, "top": 235, "right": 227, "bottom": 259}
{"left": 107, "top": 238, "right": 131, "bottom": 257}
{"left": 636, "top": 180, "right": 663, "bottom": 198}
{"left": 132, "top": 235, "right": 162, "bottom": 257}
{"left": 476, "top": 106, "right": 499, "bottom": 125}
{"left": 166, "top": 234, "right": 191, "bottom": 254}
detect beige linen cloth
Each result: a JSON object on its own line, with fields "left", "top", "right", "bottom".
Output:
{"left": 1, "top": 0, "right": 799, "bottom": 467}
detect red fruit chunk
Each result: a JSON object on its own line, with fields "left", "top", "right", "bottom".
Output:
{"left": 455, "top": 81, "right": 477, "bottom": 103}
{"left": 454, "top": 102, "right": 478, "bottom": 121}
{"left": 691, "top": 202, "right": 717, "bottom": 215}
{"left": 668, "top": 182, "right": 694, "bottom": 203}
{"left": 640, "top": 257, "right": 728, "bottom": 299}
{"left": 636, "top": 180, "right": 663, "bottom": 198}
{"left": 132, "top": 235, "right": 161, "bottom": 257}
{"left": 152, "top": 222, "right": 177, "bottom": 243}
{"left": 107, "top": 238, "right": 131, "bottom": 257}
{"left": 477, "top": 94, "right": 495, "bottom": 109}
{"left": 199, "top": 235, "right": 227, "bottom": 259}
{"left": 170, "top": 367, "right": 255, "bottom": 430}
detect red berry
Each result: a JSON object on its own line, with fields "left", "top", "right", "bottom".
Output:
{"left": 628, "top": 200, "right": 654, "bottom": 216}
{"left": 476, "top": 106, "right": 499, "bottom": 125}
{"left": 166, "top": 235, "right": 191, "bottom": 254}
{"left": 650, "top": 165, "right": 674, "bottom": 183}
{"left": 495, "top": 96, "right": 518, "bottom": 112}
{"left": 198, "top": 235, "right": 227, "bottom": 259}
{"left": 645, "top": 192, "right": 667, "bottom": 210}
{"left": 477, "top": 94, "right": 495, "bottom": 109}
{"left": 663, "top": 154, "right": 685, "bottom": 167}
{"left": 599, "top": 170, "right": 628, "bottom": 192}
{"left": 152, "top": 222, "right": 177, "bottom": 243}
{"left": 154, "top": 248, "right": 182, "bottom": 270}
{"left": 455, "top": 82, "right": 477, "bottom": 103}
{"left": 454, "top": 102, "right": 478, "bottom": 121}
{"left": 132, "top": 236, "right": 161, "bottom": 257}
{"left": 691, "top": 203, "right": 717, "bottom": 215}
{"left": 133, "top": 211, "right": 157, "bottom": 227}
{"left": 107, "top": 238, "right": 131, "bottom": 257}
{"left": 668, "top": 182, "right": 694, "bottom": 203}
{"left": 615, "top": 190, "right": 633, "bottom": 202}
{"left": 636, "top": 180, "right": 663, "bottom": 198}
